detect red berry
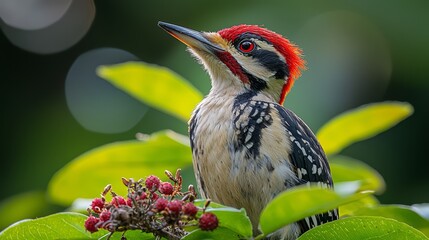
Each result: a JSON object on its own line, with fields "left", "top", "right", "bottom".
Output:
{"left": 151, "top": 193, "right": 159, "bottom": 201}
{"left": 167, "top": 200, "right": 183, "bottom": 215}
{"left": 111, "top": 196, "right": 126, "bottom": 207}
{"left": 99, "top": 210, "right": 111, "bottom": 222}
{"left": 154, "top": 198, "right": 168, "bottom": 211}
{"left": 126, "top": 198, "right": 132, "bottom": 207}
{"left": 145, "top": 175, "right": 161, "bottom": 192}
{"left": 90, "top": 198, "right": 104, "bottom": 213}
{"left": 139, "top": 192, "right": 147, "bottom": 200}
{"left": 84, "top": 216, "right": 99, "bottom": 233}
{"left": 183, "top": 202, "right": 198, "bottom": 217}
{"left": 159, "top": 182, "right": 174, "bottom": 195}
{"left": 199, "top": 213, "right": 218, "bottom": 231}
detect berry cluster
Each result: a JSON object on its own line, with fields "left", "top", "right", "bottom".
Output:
{"left": 84, "top": 169, "right": 218, "bottom": 240}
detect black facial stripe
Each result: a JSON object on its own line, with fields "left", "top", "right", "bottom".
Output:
{"left": 252, "top": 49, "right": 289, "bottom": 79}
{"left": 242, "top": 67, "right": 267, "bottom": 91}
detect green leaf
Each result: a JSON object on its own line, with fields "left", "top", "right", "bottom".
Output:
{"left": 259, "top": 184, "right": 369, "bottom": 236}
{"left": 0, "top": 212, "right": 105, "bottom": 240}
{"left": 182, "top": 227, "right": 247, "bottom": 240}
{"left": 193, "top": 200, "right": 253, "bottom": 238}
{"left": 48, "top": 130, "right": 192, "bottom": 206}
{"left": 0, "top": 191, "right": 52, "bottom": 230}
{"left": 316, "top": 102, "right": 413, "bottom": 156}
{"left": 330, "top": 155, "right": 385, "bottom": 193}
{"left": 0, "top": 212, "right": 154, "bottom": 240}
{"left": 193, "top": 200, "right": 227, "bottom": 209}
{"left": 339, "top": 195, "right": 379, "bottom": 217}
{"left": 97, "top": 61, "right": 203, "bottom": 122}
{"left": 352, "top": 205, "right": 429, "bottom": 237}
{"left": 297, "top": 216, "right": 429, "bottom": 240}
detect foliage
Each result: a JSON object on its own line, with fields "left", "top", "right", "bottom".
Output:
{"left": 0, "top": 61, "right": 426, "bottom": 240}
{"left": 258, "top": 183, "right": 370, "bottom": 237}
{"left": 297, "top": 216, "right": 428, "bottom": 240}
{"left": 0, "top": 212, "right": 107, "bottom": 240}
{"left": 0, "top": 191, "right": 53, "bottom": 230}
{"left": 48, "top": 130, "right": 192, "bottom": 206}
{"left": 329, "top": 156, "right": 385, "bottom": 194}
{"left": 316, "top": 101, "right": 413, "bottom": 156}
{"left": 97, "top": 62, "right": 203, "bottom": 122}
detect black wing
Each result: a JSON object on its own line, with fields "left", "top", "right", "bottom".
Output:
{"left": 273, "top": 105, "right": 338, "bottom": 233}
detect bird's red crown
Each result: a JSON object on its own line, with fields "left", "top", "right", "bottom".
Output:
{"left": 218, "top": 25, "right": 306, "bottom": 104}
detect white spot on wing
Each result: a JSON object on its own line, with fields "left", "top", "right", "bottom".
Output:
{"left": 245, "top": 132, "right": 252, "bottom": 143}
{"left": 249, "top": 125, "right": 255, "bottom": 133}
{"left": 310, "top": 147, "right": 318, "bottom": 155}
{"left": 294, "top": 141, "right": 307, "bottom": 156}
{"left": 251, "top": 109, "right": 259, "bottom": 117}
{"left": 262, "top": 103, "right": 268, "bottom": 109}
{"left": 297, "top": 168, "right": 302, "bottom": 179}
{"left": 311, "top": 215, "right": 318, "bottom": 226}
{"left": 305, "top": 217, "right": 311, "bottom": 228}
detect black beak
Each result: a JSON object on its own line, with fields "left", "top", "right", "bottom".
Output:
{"left": 158, "top": 21, "right": 224, "bottom": 53}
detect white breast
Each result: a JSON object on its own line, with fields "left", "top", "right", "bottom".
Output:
{"left": 189, "top": 92, "right": 299, "bottom": 238}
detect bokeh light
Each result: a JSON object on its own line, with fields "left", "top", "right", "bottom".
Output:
{"left": 65, "top": 48, "right": 148, "bottom": 134}
{"left": 288, "top": 11, "right": 392, "bottom": 126}
{"left": 0, "top": 0, "right": 72, "bottom": 30}
{"left": 0, "top": 0, "right": 95, "bottom": 54}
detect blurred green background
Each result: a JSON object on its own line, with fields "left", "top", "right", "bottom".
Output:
{"left": 1, "top": 0, "right": 428, "bottom": 219}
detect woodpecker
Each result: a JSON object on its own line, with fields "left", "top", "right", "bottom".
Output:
{"left": 159, "top": 22, "right": 338, "bottom": 239}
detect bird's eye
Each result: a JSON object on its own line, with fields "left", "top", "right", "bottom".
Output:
{"left": 238, "top": 40, "right": 255, "bottom": 53}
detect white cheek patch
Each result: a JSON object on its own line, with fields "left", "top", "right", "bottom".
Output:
{"left": 230, "top": 48, "right": 273, "bottom": 81}
{"left": 235, "top": 53, "right": 275, "bottom": 80}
